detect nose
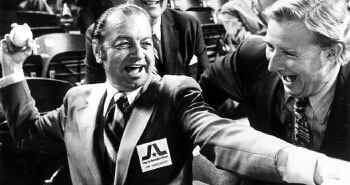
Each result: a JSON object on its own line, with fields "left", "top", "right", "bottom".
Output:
{"left": 267, "top": 50, "right": 284, "bottom": 72}
{"left": 131, "top": 43, "right": 145, "bottom": 59}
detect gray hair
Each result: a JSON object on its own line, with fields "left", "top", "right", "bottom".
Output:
{"left": 264, "top": 0, "right": 347, "bottom": 57}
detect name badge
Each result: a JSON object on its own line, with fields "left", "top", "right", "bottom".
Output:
{"left": 136, "top": 138, "right": 172, "bottom": 172}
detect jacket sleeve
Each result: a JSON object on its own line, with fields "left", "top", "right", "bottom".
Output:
{"left": 162, "top": 75, "right": 288, "bottom": 182}
{"left": 199, "top": 36, "right": 267, "bottom": 109}
{"left": 0, "top": 80, "right": 67, "bottom": 151}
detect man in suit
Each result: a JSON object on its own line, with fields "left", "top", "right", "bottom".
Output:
{"left": 1, "top": 4, "right": 350, "bottom": 185}
{"left": 200, "top": 0, "right": 350, "bottom": 184}
{"left": 84, "top": 0, "right": 209, "bottom": 83}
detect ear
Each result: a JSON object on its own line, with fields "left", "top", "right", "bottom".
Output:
{"left": 326, "top": 43, "right": 343, "bottom": 61}
{"left": 92, "top": 39, "right": 106, "bottom": 64}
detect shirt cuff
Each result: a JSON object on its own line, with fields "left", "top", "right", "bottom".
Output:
{"left": 276, "top": 146, "right": 324, "bottom": 185}
{"left": 0, "top": 72, "right": 25, "bottom": 88}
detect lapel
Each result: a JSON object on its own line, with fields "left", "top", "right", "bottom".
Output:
{"left": 161, "top": 9, "right": 180, "bottom": 68}
{"left": 113, "top": 75, "right": 160, "bottom": 185}
{"left": 66, "top": 84, "right": 106, "bottom": 185}
{"left": 320, "top": 64, "right": 350, "bottom": 160}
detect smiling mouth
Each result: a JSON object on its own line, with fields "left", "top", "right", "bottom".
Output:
{"left": 125, "top": 64, "right": 146, "bottom": 76}
{"left": 282, "top": 75, "right": 297, "bottom": 83}
{"left": 140, "top": 0, "right": 160, "bottom": 6}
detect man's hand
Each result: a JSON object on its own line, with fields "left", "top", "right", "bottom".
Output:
{"left": 314, "top": 156, "right": 350, "bottom": 185}
{"left": 0, "top": 23, "right": 35, "bottom": 76}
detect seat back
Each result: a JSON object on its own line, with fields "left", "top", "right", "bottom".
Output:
{"left": 26, "top": 77, "right": 74, "bottom": 113}
{"left": 201, "top": 24, "right": 226, "bottom": 63}
{"left": 16, "top": 11, "right": 60, "bottom": 27}
{"left": 35, "top": 33, "right": 86, "bottom": 83}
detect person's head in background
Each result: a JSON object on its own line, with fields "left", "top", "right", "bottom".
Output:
{"left": 127, "top": 0, "right": 168, "bottom": 24}
{"left": 216, "top": 0, "right": 265, "bottom": 47}
{"left": 91, "top": 4, "right": 156, "bottom": 92}
{"left": 264, "top": 0, "right": 346, "bottom": 98}
{"left": 252, "top": 0, "right": 277, "bottom": 25}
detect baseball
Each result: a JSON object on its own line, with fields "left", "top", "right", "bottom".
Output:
{"left": 9, "top": 23, "right": 33, "bottom": 48}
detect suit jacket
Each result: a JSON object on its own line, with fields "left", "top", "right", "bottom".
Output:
{"left": 200, "top": 37, "right": 350, "bottom": 183}
{"left": 0, "top": 74, "right": 296, "bottom": 185}
{"left": 84, "top": 9, "right": 209, "bottom": 83}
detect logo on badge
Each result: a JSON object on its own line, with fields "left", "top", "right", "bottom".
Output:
{"left": 136, "top": 138, "right": 172, "bottom": 172}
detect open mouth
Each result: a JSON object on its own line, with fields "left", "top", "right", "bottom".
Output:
{"left": 125, "top": 64, "right": 146, "bottom": 76}
{"left": 140, "top": 0, "right": 161, "bottom": 6}
{"left": 282, "top": 75, "right": 297, "bottom": 83}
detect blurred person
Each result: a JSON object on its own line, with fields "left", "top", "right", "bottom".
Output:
{"left": 200, "top": 0, "right": 350, "bottom": 185}
{"left": 2, "top": 4, "right": 350, "bottom": 185}
{"left": 19, "top": 0, "right": 55, "bottom": 14}
{"left": 216, "top": 0, "right": 265, "bottom": 52}
{"left": 84, "top": 0, "right": 209, "bottom": 83}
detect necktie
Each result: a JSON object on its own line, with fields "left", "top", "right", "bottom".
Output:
{"left": 104, "top": 94, "right": 131, "bottom": 149}
{"left": 293, "top": 98, "right": 313, "bottom": 148}
{"left": 152, "top": 34, "right": 164, "bottom": 74}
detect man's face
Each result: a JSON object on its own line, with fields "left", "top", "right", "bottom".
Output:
{"left": 131, "top": 0, "right": 168, "bottom": 19}
{"left": 265, "top": 20, "right": 333, "bottom": 98}
{"left": 100, "top": 13, "right": 154, "bottom": 91}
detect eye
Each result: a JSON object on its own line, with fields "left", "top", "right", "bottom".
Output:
{"left": 112, "top": 40, "right": 131, "bottom": 49}
{"left": 282, "top": 49, "right": 297, "bottom": 57}
{"left": 141, "top": 39, "right": 152, "bottom": 50}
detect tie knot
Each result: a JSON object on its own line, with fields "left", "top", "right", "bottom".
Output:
{"left": 294, "top": 97, "right": 309, "bottom": 112}
{"left": 116, "top": 94, "right": 130, "bottom": 115}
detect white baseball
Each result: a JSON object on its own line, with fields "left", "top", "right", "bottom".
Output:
{"left": 9, "top": 24, "right": 33, "bottom": 48}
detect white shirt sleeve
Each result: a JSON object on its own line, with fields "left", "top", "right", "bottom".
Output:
{"left": 0, "top": 72, "right": 25, "bottom": 88}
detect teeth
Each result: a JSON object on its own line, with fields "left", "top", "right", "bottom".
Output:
{"left": 283, "top": 75, "right": 296, "bottom": 82}
{"left": 125, "top": 66, "right": 144, "bottom": 74}
{"left": 142, "top": 0, "right": 159, "bottom": 5}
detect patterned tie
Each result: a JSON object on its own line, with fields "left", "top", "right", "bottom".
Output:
{"left": 152, "top": 34, "right": 163, "bottom": 74}
{"left": 104, "top": 94, "right": 131, "bottom": 149}
{"left": 293, "top": 98, "right": 313, "bottom": 148}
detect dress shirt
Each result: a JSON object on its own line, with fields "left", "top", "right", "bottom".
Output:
{"left": 103, "top": 80, "right": 141, "bottom": 116}
{"left": 152, "top": 17, "right": 161, "bottom": 42}
{"left": 285, "top": 63, "right": 341, "bottom": 150}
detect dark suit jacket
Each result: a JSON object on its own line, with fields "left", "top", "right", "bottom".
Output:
{"left": 0, "top": 74, "right": 294, "bottom": 185}
{"left": 84, "top": 9, "right": 209, "bottom": 83}
{"left": 200, "top": 36, "right": 350, "bottom": 161}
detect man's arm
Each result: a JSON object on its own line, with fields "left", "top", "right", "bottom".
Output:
{"left": 0, "top": 27, "right": 65, "bottom": 150}
{"left": 168, "top": 75, "right": 350, "bottom": 185}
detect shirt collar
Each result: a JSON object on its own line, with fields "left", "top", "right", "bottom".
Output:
{"left": 103, "top": 80, "right": 141, "bottom": 115}
{"left": 152, "top": 17, "right": 162, "bottom": 41}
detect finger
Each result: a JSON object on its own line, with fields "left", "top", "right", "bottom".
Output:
{"left": 4, "top": 34, "right": 16, "bottom": 53}
{"left": 27, "top": 39, "right": 38, "bottom": 55}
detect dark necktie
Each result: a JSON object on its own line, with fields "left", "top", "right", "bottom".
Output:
{"left": 104, "top": 94, "right": 131, "bottom": 150}
{"left": 293, "top": 98, "right": 313, "bottom": 148}
{"left": 104, "top": 94, "right": 132, "bottom": 179}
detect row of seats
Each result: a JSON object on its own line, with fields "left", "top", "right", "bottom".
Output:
{"left": 24, "top": 33, "right": 86, "bottom": 84}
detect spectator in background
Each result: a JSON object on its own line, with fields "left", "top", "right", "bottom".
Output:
{"left": 76, "top": 0, "right": 122, "bottom": 35}
{"left": 216, "top": 0, "right": 265, "bottom": 52}
{"left": 19, "top": 0, "right": 55, "bottom": 14}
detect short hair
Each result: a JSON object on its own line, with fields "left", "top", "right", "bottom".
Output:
{"left": 92, "top": 4, "right": 151, "bottom": 45}
{"left": 264, "top": 0, "right": 347, "bottom": 56}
